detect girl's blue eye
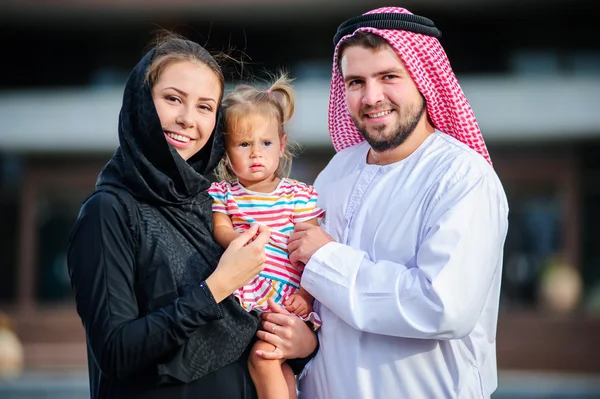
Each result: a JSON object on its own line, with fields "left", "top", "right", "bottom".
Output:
{"left": 264, "top": 141, "right": 272, "bottom": 146}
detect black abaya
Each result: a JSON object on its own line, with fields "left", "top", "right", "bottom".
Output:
{"left": 68, "top": 42, "right": 261, "bottom": 399}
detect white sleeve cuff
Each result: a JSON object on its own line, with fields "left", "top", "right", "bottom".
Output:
{"left": 302, "top": 242, "right": 364, "bottom": 296}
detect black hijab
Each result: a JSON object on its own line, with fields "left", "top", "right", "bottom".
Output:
{"left": 96, "top": 47, "right": 224, "bottom": 204}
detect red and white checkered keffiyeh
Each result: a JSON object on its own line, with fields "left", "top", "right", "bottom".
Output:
{"left": 329, "top": 6, "right": 491, "bottom": 164}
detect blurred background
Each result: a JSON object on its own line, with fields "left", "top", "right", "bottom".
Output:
{"left": 0, "top": 0, "right": 599, "bottom": 398}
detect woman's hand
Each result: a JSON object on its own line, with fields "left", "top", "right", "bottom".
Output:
{"left": 205, "top": 224, "right": 270, "bottom": 303}
{"left": 255, "top": 298, "right": 317, "bottom": 360}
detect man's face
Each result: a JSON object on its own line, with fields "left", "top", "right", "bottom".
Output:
{"left": 340, "top": 44, "right": 426, "bottom": 152}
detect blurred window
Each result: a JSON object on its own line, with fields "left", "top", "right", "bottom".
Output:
{"left": 0, "top": 155, "right": 21, "bottom": 303}
{"left": 34, "top": 192, "right": 87, "bottom": 303}
{"left": 494, "top": 153, "right": 580, "bottom": 312}
{"left": 502, "top": 185, "right": 562, "bottom": 307}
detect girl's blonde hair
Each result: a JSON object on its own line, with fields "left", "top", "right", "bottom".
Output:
{"left": 216, "top": 73, "right": 298, "bottom": 182}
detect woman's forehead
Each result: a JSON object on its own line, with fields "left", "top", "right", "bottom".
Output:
{"left": 155, "top": 60, "right": 221, "bottom": 101}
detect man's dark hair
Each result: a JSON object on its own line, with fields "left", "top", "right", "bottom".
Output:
{"left": 336, "top": 32, "right": 390, "bottom": 73}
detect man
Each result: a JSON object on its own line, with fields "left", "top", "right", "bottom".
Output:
{"left": 287, "top": 6, "right": 509, "bottom": 399}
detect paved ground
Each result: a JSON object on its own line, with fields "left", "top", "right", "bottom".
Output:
{"left": 1, "top": 370, "right": 599, "bottom": 398}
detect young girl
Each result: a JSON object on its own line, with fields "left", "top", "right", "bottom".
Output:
{"left": 208, "top": 74, "right": 323, "bottom": 399}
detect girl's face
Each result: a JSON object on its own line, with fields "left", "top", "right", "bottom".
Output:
{"left": 225, "top": 114, "right": 287, "bottom": 188}
{"left": 152, "top": 60, "right": 221, "bottom": 161}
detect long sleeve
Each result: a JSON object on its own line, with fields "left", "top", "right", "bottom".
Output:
{"left": 301, "top": 172, "right": 508, "bottom": 340}
{"left": 67, "top": 192, "right": 224, "bottom": 381}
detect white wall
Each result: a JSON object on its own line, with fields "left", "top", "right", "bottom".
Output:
{"left": 1, "top": 76, "right": 599, "bottom": 152}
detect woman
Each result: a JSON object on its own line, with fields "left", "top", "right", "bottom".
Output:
{"left": 67, "top": 35, "right": 317, "bottom": 399}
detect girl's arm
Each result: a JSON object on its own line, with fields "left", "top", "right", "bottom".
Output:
{"left": 213, "top": 212, "right": 241, "bottom": 249}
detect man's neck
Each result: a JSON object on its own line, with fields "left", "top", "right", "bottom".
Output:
{"left": 367, "top": 121, "right": 435, "bottom": 166}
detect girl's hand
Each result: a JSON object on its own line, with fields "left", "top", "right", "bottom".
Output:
{"left": 255, "top": 298, "right": 317, "bottom": 360}
{"left": 205, "top": 224, "right": 270, "bottom": 303}
{"left": 284, "top": 293, "right": 311, "bottom": 317}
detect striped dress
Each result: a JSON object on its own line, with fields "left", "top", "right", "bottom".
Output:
{"left": 208, "top": 178, "right": 324, "bottom": 326}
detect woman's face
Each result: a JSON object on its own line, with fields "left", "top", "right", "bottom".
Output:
{"left": 152, "top": 60, "right": 222, "bottom": 161}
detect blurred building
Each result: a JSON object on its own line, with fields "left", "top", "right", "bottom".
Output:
{"left": 1, "top": 0, "right": 600, "bottom": 379}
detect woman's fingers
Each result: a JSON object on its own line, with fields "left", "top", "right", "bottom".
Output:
{"left": 254, "top": 342, "right": 284, "bottom": 360}
{"left": 265, "top": 298, "right": 292, "bottom": 315}
{"left": 261, "top": 319, "right": 293, "bottom": 340}
{"left": 209, "top": 224, "right": 269, "bottom": 300}
{"left": 261, "top": 313, "right": 295, "bottom": 332}
{"left": 247, "top": 225, "right": 271, "bottom": 248}
{"left": 255, "top": 321, "right": 291, "bottom": 360}
{"left": 228, "top": 224, "right": 259, "bottom": 249}
{"left": 255, "top": 326, "right": 280, "bottom": 349}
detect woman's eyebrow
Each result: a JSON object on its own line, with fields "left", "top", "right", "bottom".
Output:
{"left": 163, "top": 86, "right": 216, "bottom": 103}
{"left": 164, "top": 86, "right": 188, "bottom": 96}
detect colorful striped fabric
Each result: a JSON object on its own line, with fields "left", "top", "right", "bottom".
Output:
{"left": 208, "top": 178, "right": 324, "bottom": 326}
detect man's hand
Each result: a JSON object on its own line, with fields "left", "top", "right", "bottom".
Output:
{"left": 288, "top": 222, "right": 335, "bottom": 270}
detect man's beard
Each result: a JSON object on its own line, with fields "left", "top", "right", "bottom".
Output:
{"left": 353, "top": 97, "right": 427, "bottom": 152}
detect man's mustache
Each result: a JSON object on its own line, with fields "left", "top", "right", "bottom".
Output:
{"left": 361, "top": 104, "right": 398, "bottom": 114}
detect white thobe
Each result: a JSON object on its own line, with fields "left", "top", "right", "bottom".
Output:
{"left": 298, "top": 132, "right": 509, "bottom": 399}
